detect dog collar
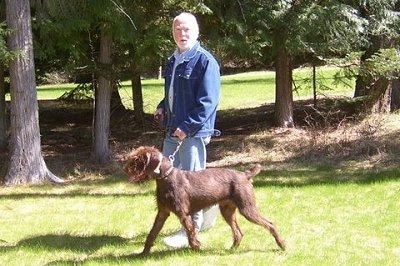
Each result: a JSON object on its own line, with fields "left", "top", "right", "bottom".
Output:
{"left": 156, "top": 166, "right": 174, "bottom": 180}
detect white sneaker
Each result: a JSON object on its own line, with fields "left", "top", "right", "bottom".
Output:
{"left": 163, "top": 229, "right": 189, "bottom": 248}
{"left": 201, "top": 205, "right": 220, "bottom": 231}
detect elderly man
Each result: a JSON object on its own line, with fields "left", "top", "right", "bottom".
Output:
{"left": 154, "top": 12, "right": 221, "bottom": 248}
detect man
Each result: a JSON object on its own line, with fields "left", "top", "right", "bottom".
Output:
{"left": 154, "top": 12, "right": 221, "bottom": 248}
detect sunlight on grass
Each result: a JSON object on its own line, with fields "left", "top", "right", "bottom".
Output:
{"left": 1, "top": 168, "right": 399, "bottom": 265}
{"left": 119, "top": 67, "right": 355, "bottom": 112}
{"left": 37, "top": 83, "right": 78, "bottom": 99}
{"left": 26, "top": 67, "right": 355, "bottom": 113}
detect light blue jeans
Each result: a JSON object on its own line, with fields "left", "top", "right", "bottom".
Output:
{"left": 162, "top": 134, "right": 211, "bottom": 231}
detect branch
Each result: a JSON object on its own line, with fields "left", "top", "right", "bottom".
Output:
{"left": 110, "top": 0, "right": 137, "bottom": 30}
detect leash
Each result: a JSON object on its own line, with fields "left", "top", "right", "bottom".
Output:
{"left": 168, "top": 140, "right": 182, "bottom": 163}
{"left": 155, "top": 140, "right": 181, "bottom": 180}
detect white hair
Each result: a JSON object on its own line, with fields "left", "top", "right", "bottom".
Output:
{"left": 173, "top": 12, "right": 199, "bottom": 36}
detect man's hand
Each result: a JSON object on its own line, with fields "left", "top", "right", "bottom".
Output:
{"left": 154, "top": 108, "right": 164, "bottom": 123}
{"left": 174, "top": 127, "right": 187, "bottom": 140}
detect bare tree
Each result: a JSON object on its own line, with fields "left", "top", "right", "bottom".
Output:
{"left": 0, "top": 63, "right": 6, "bottom": 149}
{"left": 4, "top": 0, "right": 63, "bottom": 185}
{"left": 274, "top": 45, "right": 294, "bottom": 127}
{"left": 91, "top": 27, "right": 112, "bottom": 164}
{"left": 0, "top": 2, "right": 8, "bottom": 149}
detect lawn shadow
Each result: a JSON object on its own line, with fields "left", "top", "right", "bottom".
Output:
{"left": 0, "top": 187, "right": 154, "bottom": 200}
{"left": 0, "top": 233, "right": 138, "bottom": 253}
{"left": 44, "top": 245, "right": 282, "bottom": 265}
{"left": 0, "top": 173, "right": 156, "bottom": 200}
{"left": 253, "top": 166, "right": 400, "bottom": 188}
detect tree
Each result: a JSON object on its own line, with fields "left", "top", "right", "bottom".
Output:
{"left": 0, "top": 61, "right": 6, "bottom": 149}
{"left": 4, "top": 0, "right": 63, "bottom": 184}
{"left": 35, "top": 0, "right": 120, "bottom": 164}
{"left": 205, "top": 1, "right": 300, "bottom": 127}
{"left": 352, "top": 0, "right": 400, "bottom": 113}
{"left": 115, "top": 1, "right": 170, "bottom": 122}
{"left": 207, "top": 1, "right": 371, "bottom": 127}
{"left": 35, "top": 0, "right": 213, "bottom": 125}
{"left": 92, "top": 26, "right": 112, "bottom": 163}
{"left": 34, "top": 0, "right": 174, "bottom": 162}
{"left": 274, "top": 43, "right": 294, "bottom": 127}
{"left": 0, "top": 3, "right": 5, "bottom": 149}
{"left": 0, "top": 1, "right": 16, "bottom": 149}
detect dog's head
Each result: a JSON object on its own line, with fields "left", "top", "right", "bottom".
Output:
{"left": 123, "top": 146, "right": 163, "bottom": 182}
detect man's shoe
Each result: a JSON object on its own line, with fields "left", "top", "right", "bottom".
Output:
{"left": 163, "top": 229, "right": 188, "bottom": 248}
{"left": 201, "top": 205, "right": 220, "bottom": 231}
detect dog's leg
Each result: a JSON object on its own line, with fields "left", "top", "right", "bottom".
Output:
{"left": 219, "top": 202, "right": 243, "bottom": 248}
{"left": 238, "top": 206, "right": 286, "bottom": 251}
{"left": 179, "top": 213, "right": 201, "bottom": 250}
{"left": 142, "top": 211, "right": 170, "bottom": 254}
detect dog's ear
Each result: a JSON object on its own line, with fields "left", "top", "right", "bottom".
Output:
{"left": 123, "top": 147, "right": 151, "bottom": 182}
{"left": 143, "top": 148, "right": 162, "bottom": 176}
{"left": 123, "top": 146, "right": 163, "bottom": 182}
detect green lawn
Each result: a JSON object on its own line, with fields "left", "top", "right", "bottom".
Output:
{"left": 120, "top": 67, "right": 354, "bottom": 112}
{"left": 0, "top": 167, "right": 399, "bottom": 265}
{"left": 32, "top": 66, "right": 354, "bottom": 113}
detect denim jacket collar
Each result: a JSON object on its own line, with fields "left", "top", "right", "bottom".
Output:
{"left": 171, "top": 41, "right": 200, "bottom": 63}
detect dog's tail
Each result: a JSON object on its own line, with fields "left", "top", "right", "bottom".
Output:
{"left": 245, "top": 164, "right": 262, "bottom": 180}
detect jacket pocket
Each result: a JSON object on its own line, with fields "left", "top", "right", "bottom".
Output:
{"left": 180, "top": 67, "right": 196, "bottom": 80}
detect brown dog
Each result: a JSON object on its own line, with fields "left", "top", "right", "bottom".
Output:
{"left": 123, "top": 146, "right": 286, "bottom": 254}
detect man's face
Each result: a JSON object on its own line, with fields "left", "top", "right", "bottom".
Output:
{"left": 172, "top": 17, "right": 199, "bottom": 53}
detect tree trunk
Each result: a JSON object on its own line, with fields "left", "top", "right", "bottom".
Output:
{"left": 128, "top": 48, "right": 144, "bottom": 122}
{"left": 0, "top": 63, "right": 7, "bottom": 149}
{"left": 0, "top": 1, "right": 7, "bottom": 149}
{"left": 111, "top": 81, "right": 125, "bottom": 114}
{"left": 364, "top": 77, "right": 392, "bottom": 114}
{"left": 91, "top": 28, "right": 112, "bottom": 164}
{"left": 131, "top": 65, "right": 144, "bottom": 122}
{"left": 353, "top": 34, "right": 393, "bottom": 114}
{"left": 354, "top": 23, "right": 384, "bottom": 97}
{"left": 5, "top": 0, "right": 63, "bottom": 185}
{"left": 390, "top": 79, "right": 400, "bottom": 111}
{"left": 274, "top": 47, "right": 294, "bottom": 127}
{"left": 354, "top": 53, "right": 374, "bottom": 98}
{"left": 354, "top": 46, "right": 396, "bottom": 114}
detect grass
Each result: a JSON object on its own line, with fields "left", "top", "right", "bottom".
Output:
{"left": 35, "top": 83, "right": 78, "bottom": 100}
{"left": 28, "top": 66, "right": 354, "bottom": 113}
{"left": 1, "top": 167, "right": 399, "bottom": 265}
{"left": 126, "top": 67, "right": 353, "bottom": 112}
{"left": 1, "top": 67, "right": 399, "bottom": 265}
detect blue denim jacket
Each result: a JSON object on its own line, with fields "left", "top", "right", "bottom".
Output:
{"left": 158, "top": 42, "right": 220, "bottom": 138}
